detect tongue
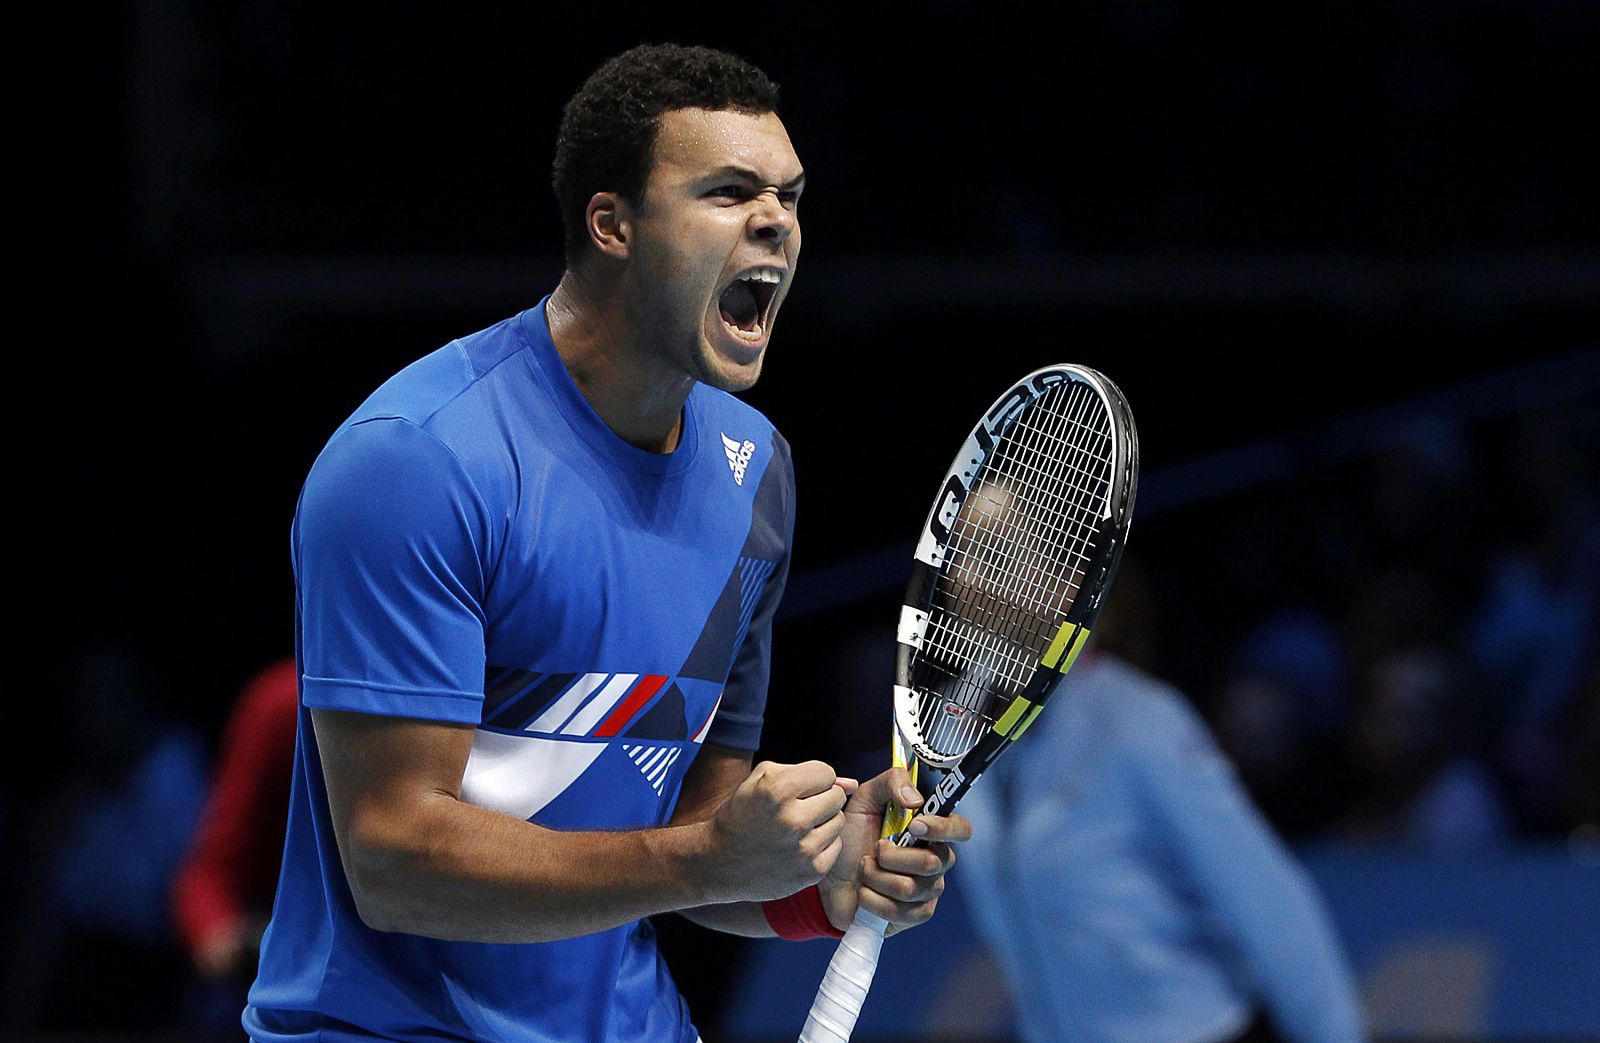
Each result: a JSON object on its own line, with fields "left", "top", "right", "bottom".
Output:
{"left": 718, "top": 281, "right": 760, "bottom": 331}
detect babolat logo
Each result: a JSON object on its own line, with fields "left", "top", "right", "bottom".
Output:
{"left": 923, "top": 766, "right": 967, "bottom": 817}
{"left": 721, "top": 433, "right": 756, "bottom": 485}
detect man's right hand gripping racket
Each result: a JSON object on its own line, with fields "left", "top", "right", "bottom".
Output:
{"left": 798, "top": 364, "right": 1139, "bottom": 1043}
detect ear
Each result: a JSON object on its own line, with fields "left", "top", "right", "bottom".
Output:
{"left": 585, "top": 191, "right": 634, "bottom": 261}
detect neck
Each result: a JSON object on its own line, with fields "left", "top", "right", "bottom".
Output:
{"left": 546, "top": 268, "right": 694, "bottom": 454}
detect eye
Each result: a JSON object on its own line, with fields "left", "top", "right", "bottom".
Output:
{"left": 708, "top": 185, "right": 748, "bottom": 201}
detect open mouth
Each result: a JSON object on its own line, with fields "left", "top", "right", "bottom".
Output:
{"left": 717, "top": 268, "right": 781, "bottom": 342}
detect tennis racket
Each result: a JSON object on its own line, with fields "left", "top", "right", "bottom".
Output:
{"left": 797, "top": 363, "right": 1139, "bottom": 1043}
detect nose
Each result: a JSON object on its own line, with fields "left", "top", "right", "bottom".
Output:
{"left": 748, "top": 189, "right": 796, "bottom": 246}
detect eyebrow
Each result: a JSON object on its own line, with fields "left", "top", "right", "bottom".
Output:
{"left": 705, "top": 165, "right": 807, "bottom": 192}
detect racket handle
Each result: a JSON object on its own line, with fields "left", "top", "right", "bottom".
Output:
{"left": 796, "top": 908, "right": 889, "bottom": 1043}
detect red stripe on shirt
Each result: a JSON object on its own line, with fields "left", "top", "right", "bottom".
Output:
{"left": 593, "top": 674, "right": 669, "bottom": 737}
{"left": 691, "top": 692, "right": 724, "bottom": 743}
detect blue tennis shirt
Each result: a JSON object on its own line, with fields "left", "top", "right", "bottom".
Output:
{"left": 245, "top": 299, "right": 794, "bottom": 1042}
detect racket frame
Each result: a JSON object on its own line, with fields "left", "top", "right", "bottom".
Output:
{"left": 888, "top": 363, "right": 1138, "bottom": 831}
{"left": 797, "top": 362, "right": 1138, "bottom": 1043}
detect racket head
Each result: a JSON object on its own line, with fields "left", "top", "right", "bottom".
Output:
{"left": 892, "top": 364, "right": 1139, "bottom": 771}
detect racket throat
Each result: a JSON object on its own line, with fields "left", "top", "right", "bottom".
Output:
{"left": 884, "top": 726, "right": 920, "bottom": 839}
{"left": 919, "top": 763, "right": 969, "bottom": 820}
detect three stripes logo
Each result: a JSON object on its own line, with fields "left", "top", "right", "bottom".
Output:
{"left": 721, "top": 433, "right": 756, "bottom": 485}
{"left": 622, "top": 744, "right": 683, "bottom": 796}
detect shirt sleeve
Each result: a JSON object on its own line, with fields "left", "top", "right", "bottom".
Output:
{"left": 293, "top": 417, "right": 492, "bottom": 724}
{"left": 706, "top": 431, "right": 796, "bottom": 750}
{"left": 1127, "top": 694, "right": 1366, "bottom": 1043}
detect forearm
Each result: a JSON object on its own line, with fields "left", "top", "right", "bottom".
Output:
{"left": 348, "top": 793, "right": 720, "bottom": 943}
{"left": 674, "top": 901, "right": 776, "bottom": 938}
{"left": 664, "top": 745, "right": 776, "bottom": 938}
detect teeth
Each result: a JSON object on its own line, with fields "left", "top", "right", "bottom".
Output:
{"left": 739, "top": 269, "right": 782, "bottom": 285}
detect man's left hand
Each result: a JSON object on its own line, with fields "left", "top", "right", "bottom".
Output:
{"left": 818, "top": 767, "right": 972, "bottom": 936}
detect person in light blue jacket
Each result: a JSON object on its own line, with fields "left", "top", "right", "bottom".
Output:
{"left": 962, "top": 567, "right": 1363, "bottom": 1043}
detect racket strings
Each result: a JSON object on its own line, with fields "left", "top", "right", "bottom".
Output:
{"left": 913, "top": 380, "right": 1115, "bottom": 758}
{"left": 970, "top": 401, "right": 1111, "bottom": 596}
{"left": 947, "top": 384, "right": 1108, "bottom": 637}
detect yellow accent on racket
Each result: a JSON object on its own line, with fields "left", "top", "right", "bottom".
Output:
{"left": 883, "top": 738, "right": 919, "bottom": 838}
{"left": 1042, "top": 622, "right": 1092, "bottom": 670}
{"left": 993, "top": 696, "right": 1036, "bottom": 737}
{"left": 1059, "top": 627, "right": 1091, "bottom": 672}
{"left": 1010, "top": 703, "right": 1046, "bottom": 740}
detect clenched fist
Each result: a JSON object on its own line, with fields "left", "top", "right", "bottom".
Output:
{"left": 699, "top": 760, "right": 856, "bottom": 903}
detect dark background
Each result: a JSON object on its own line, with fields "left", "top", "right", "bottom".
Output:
{"left": 59, "top": 1, "right": 1600, "bottom": 740}
{"left": 22, "top": 1, "right": 1600, "bottom": 1039}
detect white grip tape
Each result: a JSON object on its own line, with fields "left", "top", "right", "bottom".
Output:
{"left": 796, "top": 908, "right": 889, "bottom": 1043}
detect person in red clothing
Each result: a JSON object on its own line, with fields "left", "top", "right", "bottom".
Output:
{"left": 172, "top": 657, "right": 299, "bottom": 980}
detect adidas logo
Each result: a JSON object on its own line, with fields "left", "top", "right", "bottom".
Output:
{"left": 721, "top": 433, "right": 757, "bottom": 485}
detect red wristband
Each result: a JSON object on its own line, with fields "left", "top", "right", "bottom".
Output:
{"left": 761, "top": 884, "right": 845, "bottom": 940}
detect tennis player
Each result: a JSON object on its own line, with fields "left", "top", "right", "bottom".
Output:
{"left": 242, "top": 44, "right": 969, "bottom": 1043}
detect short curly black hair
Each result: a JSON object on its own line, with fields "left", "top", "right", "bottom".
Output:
{"left": 552, "top": 44, "right": 781, "bottom": 264}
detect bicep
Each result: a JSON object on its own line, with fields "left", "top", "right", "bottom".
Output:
{"left": 669, "top": 743, "right": 752, "bottom": 825}
{"left": 311, "top": 708, "right": 476, "bottom": 885}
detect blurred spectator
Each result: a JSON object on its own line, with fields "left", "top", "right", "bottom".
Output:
{"left": 1559, "top": 663, "right": 1600, "bottom": 843}
{"left": 1362, "top": 415, "right": 1479, "bottom": 607}
{"left": 1342, "top": 648, "right": 1510, "bottom": 851}
{"left": 1214, "top": 609, "right": 1352, "bottom": 839}
{"left": 172, "top": 656, "right": 299, "bottom": 982}
{"left": 962, "top": 564, "right": 1363, "bottom": 1043}
{"left": 1234, "top": 610, "right": 1348, "bottom": 736}
{"left": 1, "top": 644, "right": 208, "bottom": 1032}
{"left": 1342, "top": 569, "right": 1454, "bottom": 686}
{"left": 1464, "top": 498, "right": 1599, "bottom": 834}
